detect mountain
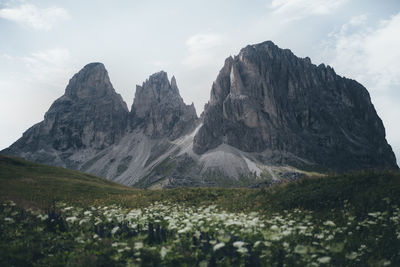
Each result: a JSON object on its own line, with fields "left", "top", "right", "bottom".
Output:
{"left": 194, "top": 41, "right": 397, "bottom": 172}
{"left": 2, "top": 41, "right": 398, "bottom": 188}
{"left": 3, "top": 64, "right": 199, "bottom": 186}
{"left": 2, "top": 63, "right": 129, "bottom": 167}
{"left": 130, "top": 71, "right": 197, "bottom": 140}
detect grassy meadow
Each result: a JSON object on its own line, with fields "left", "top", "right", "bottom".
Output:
{"left": 1, "top": 154, "right": 399, "bottom": 266}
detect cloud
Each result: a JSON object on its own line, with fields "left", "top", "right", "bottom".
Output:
{"left": 185, "top": 33, "right": 223, "bottom": 52}
{"left": 22, "top": 48, "right": 74, "bottom": 87}
{"left": 0, "top": 48, "right": 74, "bottom": 89}
{"left": 0, "top": 3, "right": 69, "bottom": 30}
{"left": 374, "top": 94, "right": 400, "bottom": 165}
{"left": 182, "top": 33, "right": 225, "bottom": 68}
{"left": 327, "top": 13, "right": 400, "bottom": 91}
{"left": 322, "top": 13, "right": 400, "bottom": 164}
{"left": 0, "top": 48, "right": 75, "bottom": 150}
{"left": 0, "top": 53, "right": 13, "bottom": 60}
{"left": 270, "top": 0, "right": 347, "bottom": 21}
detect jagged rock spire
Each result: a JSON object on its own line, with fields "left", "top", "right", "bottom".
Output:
{"left": 130, "top": 71, "right": 197, "bottom": 139}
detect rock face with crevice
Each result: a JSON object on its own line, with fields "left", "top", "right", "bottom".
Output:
{"left": 2, "top": 64, "right": 201, "bottom": 185}
{"left": 130, "top": 71, "right": 197, "bottom": 140}
{"left": 3, "top": 63, "right": 129, "bottom": 166}
{"left": 193, "top": 41, "right": 397, "bottom": 171}
{"left": 2, "top": 41, "right": 398, "bottom": 188}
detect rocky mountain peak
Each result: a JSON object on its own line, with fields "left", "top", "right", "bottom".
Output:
{"left": 3, "top": 63, "right": 129, "bottom": 164}
{"left": 2, "top": 42, "right": 397, "bottom": 188}
{"left": 171, "top": 75, "right": 178, "bottom": 92}
{"left": 133, "top": 71, "right": 179, "bottom": 117}
{"left": 131, "top": 71, "right": 197, "bottom": 139}
{"left": 65, "top": 62, "right": 117, "bottom": 100}
{"left": 194, "top": 40, "right": 398, "bottom": 172}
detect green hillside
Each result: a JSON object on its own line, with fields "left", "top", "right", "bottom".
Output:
{"left": 1, "top": 154, "right": 400, "bottom": 266}
{"left": 1, "top": 154, "right": 399, "bottom": 213}
{"left": 0, "top": 154, "right": 138, "bottom": 207}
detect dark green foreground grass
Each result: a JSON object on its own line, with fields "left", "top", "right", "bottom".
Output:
{"left": 1, "top": 154, "right": 400, "bottom": 266}
{"left": 0, "top": 154, "right": 138, "bottom": 208}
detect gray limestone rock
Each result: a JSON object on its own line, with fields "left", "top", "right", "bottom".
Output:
{"left": 2, "top": 65, "right": 200, "bottom": 186}
{"left": 130, "top": 71, "right": 198, "bottom": 140}
{"left": 193, "top": 41, "right": 398, "bottom": 172}
{"left": 3, "top": 63, "right": 129, "bottom": 166}
{"left": 2, "top": 41, "right": 398, "bottom": 189}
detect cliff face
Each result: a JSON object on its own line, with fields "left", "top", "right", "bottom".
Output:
{"left": 2, "top": 64, "right": 199, "bottom": 185}
{"left": 193, "top": 41, "right": 397, "bottom": 171}
{"left": 2, "top": 41, "right": 397, "bottom": 188}
{"left": 3, "top": 63, "right": 129, "bottom": 166}
{"left": 130, "top": 71, "right": 197, "bottom": 140}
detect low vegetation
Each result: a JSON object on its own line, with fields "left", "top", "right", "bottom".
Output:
{"left": 1, "top": 154, "right": 399, "bottom": 266}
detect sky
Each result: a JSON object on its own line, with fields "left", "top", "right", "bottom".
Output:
{"left": 0, "top": 0, "right": 399, "bottom": 164}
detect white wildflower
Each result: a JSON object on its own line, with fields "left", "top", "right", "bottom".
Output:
{"left": 294, "top": 245, "right": 308, "bottom": 254}
{"left": 160, "top": 246, "right": 169, "bottom": 259}
{"left": 66, "top": 216, "right": 77, "bottom": 223}
{"left": 233, "top": 241, "right": 245, "bottom": 248}
{"left": 134, "top": 242, "right": 143, "bottom": 250}
{"left": 383, "top": 260, "right": 391, "bottom": 266}
{"left": 254, "top": 241, "right": 261, "bottom": 248}
{"left": 4, "top": 217, "right": 14, "bottom": 223}
{"left": 270, "top": 225, "right": 279, "bottom": 231}
{"left": 346, "top": 252, "right": 358, "bottom": 260}
{"left": 79, "top": 219, "right": 89, "bottom": 225}
{"left": 213, "top": 242, "right": 225, "bottom": 251}
{"left": 323, "top": 220, "right": 336, "bottom": 227}
{"left": 317, "top": 256, "right": 331, "bottom": 264}
{"left": 111, "top": 226, "right": 119, "bottom": 235}
{"left": 237, "top": 247, "right": 248, "bottom": 254}
{"left": 37, "top": 214, "right": 48, "bottom": 221}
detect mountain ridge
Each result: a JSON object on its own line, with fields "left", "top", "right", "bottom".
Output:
{"left": 194, "top": 40, "right": 397, "bottom": 171}
{"left": 2, "top": 40, "right": 398, "bottom": 187}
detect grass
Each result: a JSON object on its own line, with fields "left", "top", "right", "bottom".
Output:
{"left": 1, "top": 154, "right": 400, "bottom": 214}
{"left": 1, "top": 154, "right": 400, "bottom": 266}
{"left": 0, "top": 154, "right": 137, "bottom": 208}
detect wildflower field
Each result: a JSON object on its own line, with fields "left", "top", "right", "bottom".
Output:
{"left": 1, "top": 155, "right": 400, "bottom": 266}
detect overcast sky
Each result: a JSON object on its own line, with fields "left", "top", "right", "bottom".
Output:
{"left": 1, "top": 0, "right": 399, "bottom": 164}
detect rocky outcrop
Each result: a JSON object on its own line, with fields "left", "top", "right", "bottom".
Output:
{"left": 193, "top": 41, "right": 398, "bottom": 172}
{"left": 130, "top": 71, "right": 197, "bottom": 139}
{"left": 2, "top": 41, "right": 398, "bottom": 188}
{"left": 3, "top": 63, "right": 129, "bottom": 166}
{"left": 2, "top": 64, "right": 199, "bottom": 185}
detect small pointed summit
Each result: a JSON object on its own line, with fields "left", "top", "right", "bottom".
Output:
{"left": 84, "top": 62, "right": 105, "bottom": 69}
{"left": 131, "top": 71, "right": 197, "bottom": 139}
{"left": 65, "top": 62, "right": 114, "bottom": 99}
{"left": 170, "top": 75, "right": 179, "bottom": 93}
{"left": 150, "top": 70, "right": 167, "bottom": 77}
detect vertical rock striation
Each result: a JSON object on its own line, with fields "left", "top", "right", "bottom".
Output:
{"left": 193, "top": 41, "right": 397, "bottom": 171}
{"left": 2, "top": 41, "right": 397, "bottom": 188}
{"left": 3, "top": 63, "right": 129, "bottom": 165}
{"left": 130, "top": 71, "right": 197, "bottom": 140}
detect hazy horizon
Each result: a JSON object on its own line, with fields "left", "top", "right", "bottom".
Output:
{"left": 1, "top": 0, "right": 399, "bottom": 164}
